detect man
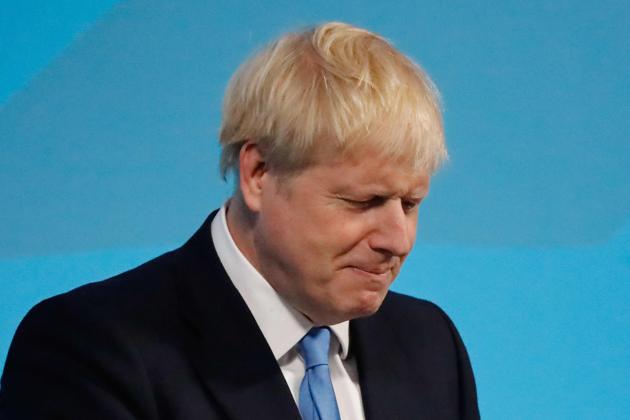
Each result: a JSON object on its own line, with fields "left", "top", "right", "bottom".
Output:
{"left": 0, "top": 22, "right": 479, "bottom": 419}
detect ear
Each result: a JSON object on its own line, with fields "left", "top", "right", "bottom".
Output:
{"left": 238, "top": 141, "right": 269, "bottom": 212}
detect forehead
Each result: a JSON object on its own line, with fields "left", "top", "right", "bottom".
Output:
{"left": 298, "top": 149, "right": 430, "bottom": 197}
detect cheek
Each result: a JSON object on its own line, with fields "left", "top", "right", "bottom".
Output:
{"left": 321, "top": 216, "right": 372, "bottom": 258}
{"left": 259, "top": 218, "right": 330, "bottom": 279}
{"left": 296, "top": 208, "right": 361, "bottom": 261}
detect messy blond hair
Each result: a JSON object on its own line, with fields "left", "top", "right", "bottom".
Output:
{"left": 219, "top": 22, "right": 446, "bottom": 179}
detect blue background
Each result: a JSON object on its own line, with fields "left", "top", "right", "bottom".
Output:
{"left": 1, "top": 1, "right": 629, "bottom": 418}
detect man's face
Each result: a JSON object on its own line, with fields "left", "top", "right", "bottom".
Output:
{"left": 251, "top": 150, "right": 430, "bottom": 325}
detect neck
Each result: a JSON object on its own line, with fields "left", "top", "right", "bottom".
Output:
{"left": 225, "top": 195, "right": 259, "bottom": 270}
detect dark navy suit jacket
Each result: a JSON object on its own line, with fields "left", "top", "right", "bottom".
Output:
{"left": 0, "top": 212, "right": 480, "bottom": 419}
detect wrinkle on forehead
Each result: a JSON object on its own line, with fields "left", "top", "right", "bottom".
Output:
{"left": 314, "top": 148, "right": 430, "bottom": 196}
{"left": 270, "top": 140, "right": 431, "bottom": 199}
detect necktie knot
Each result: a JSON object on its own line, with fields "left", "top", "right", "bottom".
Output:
{"left": 299, "top": 327, "right": 331, "bottom": 369}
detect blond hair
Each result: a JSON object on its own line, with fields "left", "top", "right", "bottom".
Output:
{"left": 219, "top": 22, "right": 446, "bottom": 178}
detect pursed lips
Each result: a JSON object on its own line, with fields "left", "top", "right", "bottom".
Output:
{"left": 349, "top": 264, "right": 394, "bottom": 276}
{"left": 349, "top": 258, "right": 398, "bottom": 275}
{"left": 356, "top": 267, "right": 389, "bottom": 275}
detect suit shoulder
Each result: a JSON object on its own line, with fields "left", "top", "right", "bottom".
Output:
{"left": 382, "top": 293, "right": 481, "bottom": 418}
{"left": 381, "top": 291, "right": 453, "bottom": 325}
{"left": 3, "top": 247, "right": 187, "bottom": 378}
{"left": 53, "top": 248, "right": 180, "bottom": 311}
{"left": 377, "top": 291, "right": 467, "bottom": 351}
{"left": 14, "top": 247, "right": 185, "bottom": 343}
{"left": 0, "top": 259, "right": 169, "bottom": 419}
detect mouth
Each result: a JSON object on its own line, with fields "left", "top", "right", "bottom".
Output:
{"left": 349, "top": 266, "right": 393, "bottom": 285}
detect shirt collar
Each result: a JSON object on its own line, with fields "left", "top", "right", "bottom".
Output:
{"left": 211, "top": 203, "right": 350, "bottom": 360}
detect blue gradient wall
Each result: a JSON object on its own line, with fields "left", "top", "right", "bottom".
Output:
{"left": 2, "top": 1, "right": 629, "bottom": 418}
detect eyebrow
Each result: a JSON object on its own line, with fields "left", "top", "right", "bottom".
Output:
{"left": 335, "top": 188, "right": 428, "bottom": 200}
{"left": 332, "top": 178, "right": 429, "bottom": 198}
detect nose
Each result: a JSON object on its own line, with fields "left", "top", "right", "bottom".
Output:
{"left": 367, "top": 200, "right": 416, "bottom": 257}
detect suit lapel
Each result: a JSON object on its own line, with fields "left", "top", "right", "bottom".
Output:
{"left": 351, "top": 295, "right": 440, "bottom": 420}
{"left": 175, "top": 212, "right": 301, "bottom": 420}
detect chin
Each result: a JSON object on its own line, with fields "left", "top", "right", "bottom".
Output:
{"left": 343, "top": 289, "right": 388, "bottom": 320}
{"left": 309, "top": 286, "right": 389, "bottom": 324}
{"left": 312, "top": 296, "right": 384, "bottom": 325}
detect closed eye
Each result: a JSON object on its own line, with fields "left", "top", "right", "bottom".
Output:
{"left": 338, "top": 195, "right": 422, "bottom": 212}
{"left": 342, "top": 196, "right": 386, "bottom": 209}
{"left": 401, "top": 199, "right": 421, "bottom": 213}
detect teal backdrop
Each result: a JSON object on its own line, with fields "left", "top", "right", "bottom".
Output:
{"left": 1, "top": 1, "right": 629, "bottom": 418}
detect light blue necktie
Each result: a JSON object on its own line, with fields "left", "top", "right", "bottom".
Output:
{"left": 298, "top": 327, "right": 342, "bottom": 420}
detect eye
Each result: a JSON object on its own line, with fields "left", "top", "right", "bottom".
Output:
{"left": 343, "top": 196, "right": 385, "bottom": 209}
{"left": 401, "top": 199, "right": 421, "bottom": 213}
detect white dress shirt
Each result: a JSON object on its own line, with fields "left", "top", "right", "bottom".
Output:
{"left": 211, "top": 204, "right": 366, "bottom": 420}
